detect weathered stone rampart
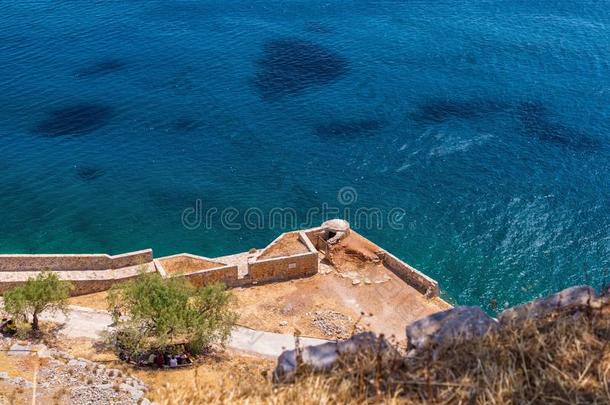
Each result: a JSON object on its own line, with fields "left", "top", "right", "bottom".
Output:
{"left": 0, "top": 250, "right": 152, "bottom": 272}
{"left": 381, "top": 251, "right": 439, "bottom": 297}
{"left": 0, "top": 224, "right": 443, "bottom": 300}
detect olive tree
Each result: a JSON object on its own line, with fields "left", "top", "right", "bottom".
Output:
{"left": 3, "top": 272, "right": 73, "bottom": 332}
{"left": 106, "top": 273, "right": 237, "bottom": 358}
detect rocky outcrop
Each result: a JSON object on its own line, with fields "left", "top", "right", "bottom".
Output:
{"left": 405, "top": 285, "right": 608, "bottom": 354}
{"left": 499, "top": 285, "right": 603, "bottom": 324}
{"left": 406, "top": 306, "right": 497, "bottom": 352}
{"left": 274, "top": 332, "right": 385, "bottom": 382}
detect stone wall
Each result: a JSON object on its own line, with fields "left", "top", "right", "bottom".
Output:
{"left": 0, "top": 250, "right": 153, "bottom": 272}
{"left": 246, "top": 231, "right": 319, "bottom": 284}
{"left": 382, "top": 251, "right": 439, "bottom": 297}
{"left": 172, "top": 265, "right": 240, "bottom": 288}
{"left": 0, "top": 262, "right": 157, "bottom": 296}
{"left": 248, "top": 251, "right": 318, "bottom": 284}
{"left": 304, "top": 228, "right": 325, "bottom": 251}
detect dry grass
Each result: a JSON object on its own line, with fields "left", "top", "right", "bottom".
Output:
{"left": 157, "top": 305, "right": 610, "bottom": 404}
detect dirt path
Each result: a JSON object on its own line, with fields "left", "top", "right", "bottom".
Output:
{"left": 38, "top": 305, "right": 328, "bottom": 358}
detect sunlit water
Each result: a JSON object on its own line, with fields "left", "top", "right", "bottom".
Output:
{"left": 1, "top": 1, "right": 609, "bottom": 311}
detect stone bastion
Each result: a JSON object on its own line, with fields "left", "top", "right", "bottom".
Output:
{"left": 0, "top": 222, "right": 440, "bottom": 298}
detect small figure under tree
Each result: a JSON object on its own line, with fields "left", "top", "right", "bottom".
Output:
{"left": 2, "top": 271, "right": 73, "bottom": 332}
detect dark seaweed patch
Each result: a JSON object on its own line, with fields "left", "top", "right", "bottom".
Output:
{"left": 315, "top": 119, "right": 384, "bottom": 138}
{"left": 412, "top": 98, "right": 507, "bottom": 123}
{"left": 517, "top": 101, "right": 599, "bottom": 150}
{"left": 34, "top": 104, "right": 113, "bottom": 137}
{"left": 75, "top": 58, "right": 126, "bottom": 78}
{"left": 75, "top": 165, "right": 105, "bottom": 181}
{"left": 254, "top": 39, "right": 348, "bottom": 100}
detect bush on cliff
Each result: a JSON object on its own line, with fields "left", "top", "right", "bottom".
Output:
{"left": 2, "top": 271, "right": 73, "bottom": 332}
{"left": 106, "top": 273, "right": 237, "bottom": 358}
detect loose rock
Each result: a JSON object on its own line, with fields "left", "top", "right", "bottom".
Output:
{"left": 406, "top": 306, "right": 497, "bottom": 352}
{"left": 274, "top": 332, "right": 384, "bottom": 382}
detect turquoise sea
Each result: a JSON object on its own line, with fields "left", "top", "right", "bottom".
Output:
{"left": 0, "top": 1, "right": 608, "bottom": 311}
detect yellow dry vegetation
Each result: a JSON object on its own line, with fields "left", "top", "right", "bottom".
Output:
{"left": 155, "top": 305, "right": 610, "bottom": 404}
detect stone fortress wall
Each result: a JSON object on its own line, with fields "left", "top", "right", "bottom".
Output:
{"left": 0, "top": 250, "right": 156, "bottom": 295}
{"left": 0, "top": 221, "right": 440, "bottom": 299}
{"left": 0, "top": 250, "right": 153, "bottom": 272}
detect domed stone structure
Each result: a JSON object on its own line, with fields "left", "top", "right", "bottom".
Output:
{"left": 321, "top": 219, "right": 350, "bottom": 244}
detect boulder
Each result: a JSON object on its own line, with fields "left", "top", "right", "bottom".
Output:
{"left": 406, "top": 306, "right": 497, "bottom": 352}
{"left": 273, "top": 332, "right": 384, "bottom": 382}
{"left": 499, "top": 285, "right": 599, "bottom": 324}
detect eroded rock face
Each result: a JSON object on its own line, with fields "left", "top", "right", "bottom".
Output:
{"left": 406, "top": 306, "right": 497, "bottom": 352}
{"left": 273, "top": 332, "right": 383, "bottom": 382}
{"left": 499, "top": 285, "right": 600, "bottom": 324}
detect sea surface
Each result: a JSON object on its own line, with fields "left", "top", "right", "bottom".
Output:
{"left": 0, "top": 1, "right": 609, "bottom": 311}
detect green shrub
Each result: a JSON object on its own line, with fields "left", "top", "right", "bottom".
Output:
{"left": 3, "top": 271, "right": 73, "bottom": 332}
{"left": 107, "top": 273, "right": 237, "bottom": 358}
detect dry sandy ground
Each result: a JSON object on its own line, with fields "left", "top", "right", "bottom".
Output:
{"left": 234, "top": 260, "right": 449, "bottom": 342}
{"left": 68, "top": 291, "right": 109, "bottom": 311}
{"left": 69, "top": 266, "right": 448, "bottom": 342}
{"left": 0, "top": 352, "right": 51, "bottom": 405}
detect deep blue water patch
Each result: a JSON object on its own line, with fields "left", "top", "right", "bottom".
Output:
{"left": 254, "top": 39, "right": 349, "bottom": 100}
{"left": 75, "top": 58, "right": 127, "bottom": 78}
{"left": 314, "top": 119, "right": 384, "bottom": 138}
{"left": 517, "top": 102, "right": 600, "bottom": 150}
{"left": 33, "top": 104, "right": 114, "bottom": 137}
{"left": 75, "top": 165, "right": 105, "bottom": 181}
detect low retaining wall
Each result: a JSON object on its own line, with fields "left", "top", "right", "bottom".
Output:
{"left": 155, "top": 253, "right": 240, "bottom": 288}
{"left": 246, "top": 231, "right": 319, "bottom": 284}
{"left": 248, "top": 251, "right": 318, "bottom": 284}
{"left": 0, "top": 250, "right": 153, "bottom": 272}
{"left": 0, "top": 263, "right": 157, "bottom": 296}
{"left": 176, "top": 265, "right": 240, "bottom": 288}
{"left": 382, "top": 251, "right": 439, "bottom": 297}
